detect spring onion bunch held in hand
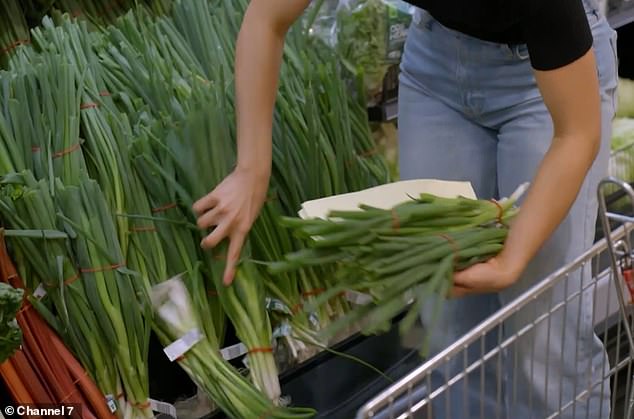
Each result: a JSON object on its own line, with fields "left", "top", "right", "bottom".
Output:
{"left": 270, "top": 186, "right": 526, "bottom": 350}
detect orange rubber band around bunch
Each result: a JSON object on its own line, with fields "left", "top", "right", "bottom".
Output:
{"left": 151, "top": 203, "right": 177, "bottom": 213}
{"left": 301, "top": 288, "right": 325, "bottom": 298}
{"left": 1, "top": 39, "right": 30, "bottom": 54}
{"left": 129, "top": 226, "right": 157, "bottom": 233}
{"left": 64, "top": 273, "right": 81, "bottom": 286}
{"left": 290, "top": 302, "right": 303, "bottom": 315}
{"left": 80, "top": 262, "right": 125, "bottom": 274}
{"left": 132, "top": 400, "right": 151, "bottom": 409}
{"left": 489, "top": 199, "right": 506, "bottom": 225}
{"left": 53, "top": 142, "right": 82, "bottom": 159}
{"left": 248, "top": 347, "right": 273, "bottom": 355}
{"left": 80, "top": 102, "right": 99, "bottom": 110}
{"left": 391, "top": 208, "right": 401, "bottom": 230}
{"left": 99, "top": 91, "right": 112, "bottom": 97}
{"left": 31, "top": 146, "right": 41, "bottom": 153}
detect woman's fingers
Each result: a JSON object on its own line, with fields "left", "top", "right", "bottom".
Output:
{"left": 223, "top": 231, "right": 247, "bottom": 286}
{"left": 193, "top": 192, "right": 219, "bottom": 216}
{"left": 201, "top": 221, "right": 232, "bottom": 249}
{"left": 196, "top": 205, "right": 223, "bottom": 229}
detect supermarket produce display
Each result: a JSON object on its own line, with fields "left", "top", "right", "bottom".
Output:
{"left": 2, "top": 1, "right": 634, "bottom": 418}
{"left": 0, "top": 0, "right": 400, "bottom": 417}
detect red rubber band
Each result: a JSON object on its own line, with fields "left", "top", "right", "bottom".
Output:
{"left": 1, "top": 39, "right": 30, "bottom": 54}
{"left": 489, "top": 199, "right": 505, "bottom": 224}
{"left": 291, "top": 302, "right": 303, "bottom": 315}
{"left": 80, "top": 102, "right": 99, "bottom": 110}
{"left": 53, "top": 142, "right": 81, "bottom": 159}
{"left": 248, "top": 347, "right": 273, "bottom": 354}
{"left": 301, "top": 288, "right": 325, "bottom": 298}
{"left": 80, "top": 262, "right": 125, "bottom": 274}
{"left": 133, "top": 400, "right": 151, "bottom": 409}
{"left": 99, "top": 91, "right": 112, "bottom": 97}
{"left": 391, "top": 209, "right": 400, "bottom": 230}
{"left": 129, "top": 226, "right": 157, "bottom": 233}
{"left": 64, "top": 273, "right": 81, "bottom": 286}
{"left": 31, "top": 146, "right": 41, "bottom": 153}
{"left": 207, "top": 289, "right": 218, "bottom": 297}
{"left": 151, "top": 203, "right": 177, "bottom": 213}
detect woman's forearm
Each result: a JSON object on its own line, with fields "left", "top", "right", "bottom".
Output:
{"left": 235, "top": 11, "right": 281, "bottom": 176}
{"left": 500, "top": 135, "right": 599, "bottom": 277}
{"left": 234, "top": 0, "right": 310, "bottom": 177}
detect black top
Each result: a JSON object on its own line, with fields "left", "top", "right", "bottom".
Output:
{"left": 405, "top": 0, "right": 593, "bottom": 71}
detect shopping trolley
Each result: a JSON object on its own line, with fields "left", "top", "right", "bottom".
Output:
{"left": 356, "top": 175, "right": 634, "bottom": 419}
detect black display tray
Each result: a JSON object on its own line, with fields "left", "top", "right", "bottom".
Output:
{"left": 206, "top": 315, "right": 423, "bottom": 419}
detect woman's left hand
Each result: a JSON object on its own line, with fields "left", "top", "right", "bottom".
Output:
{"left": 451, "top": 256, "right": 522, "bottom": 298}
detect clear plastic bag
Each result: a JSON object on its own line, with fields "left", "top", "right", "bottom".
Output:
{"left": 307, "top": 0, "right": 414, "bottom": 105}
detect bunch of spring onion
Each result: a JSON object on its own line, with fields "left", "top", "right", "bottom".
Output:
{"left": 0, "top": 172, "right": 122, "bottom": 413}
{"left": 56, "top": 177, "right": 153, "bottom": 418}
{"left": 0, "top": 0, "right": 30, "bottom": 68}
{"left": 270, "top": 187, "right": 527, "bottom": 350}
{"left": 161, "top": 92, "right": 284, "bottom": 403}
{"left": 3, "top": 51, "right": 87, "bottom": 184}
{"left": 151, "top": 276, "right": 316, "bottom": 418}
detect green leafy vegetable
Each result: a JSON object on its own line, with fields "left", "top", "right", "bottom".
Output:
{"left": 0, "top": 282, "right": 23, "bottom": 363}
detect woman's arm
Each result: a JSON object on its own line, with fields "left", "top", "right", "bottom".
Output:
{"left": 453, "top": 48, "right": 602, "bottom": 296}
{"left": 194, "top": 0, "right": 310, "bottom": 285}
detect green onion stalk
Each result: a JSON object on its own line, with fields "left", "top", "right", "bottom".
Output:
{"left": 56, "top": 177, "right": 153, "bottom": 418}
{"left": 0, "top": 172, "right": 122, "bottom": 410}
{"left": 270, "top": 188, "right": 527, "bottom": 352}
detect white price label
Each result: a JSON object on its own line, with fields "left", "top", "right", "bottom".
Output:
{"left": 163, "top": 329, "right": 203, "bottom": 362}
{"left": 105, "top": 395, "right": 117, "bottom": 413}
{"left": 345, "top": 290, "right": 373, "bottom": 306}
{"left": 33, "top": 284, "right": 47, "bottom": 299}
{"left": 220, "top": 342, "right": 248, "bottom": 361}
{"left": 149, "top": 399, "right": 177, "bottom": 418}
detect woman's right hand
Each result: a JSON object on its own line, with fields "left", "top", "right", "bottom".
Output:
{"left": 200, "top": 0, "right": 309, "bottom": 285}
{"left": 193, "top": 166, "right": 270, "bottom": 286}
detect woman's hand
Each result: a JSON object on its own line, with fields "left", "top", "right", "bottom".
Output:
{"left": 450, "top": 254, "right": 522, "bottom": 298}
{"left": 193, "top": 167, "right": 269, "bottom": 286}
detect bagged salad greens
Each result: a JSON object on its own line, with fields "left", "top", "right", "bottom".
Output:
{"left": 308, "top": 0, "right": 414, "bottom": 105}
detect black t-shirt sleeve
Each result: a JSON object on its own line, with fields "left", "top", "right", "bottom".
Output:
{"left": 523, "top": 0, "right": 593, "bottom": 71}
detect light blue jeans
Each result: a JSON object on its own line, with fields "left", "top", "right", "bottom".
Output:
{"left": 398, "top": 1, "right": 619, "bottom": 418}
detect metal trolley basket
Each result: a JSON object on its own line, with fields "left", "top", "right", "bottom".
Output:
{"left": 356, "top": 170, "right": 634, "bottom": 419}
